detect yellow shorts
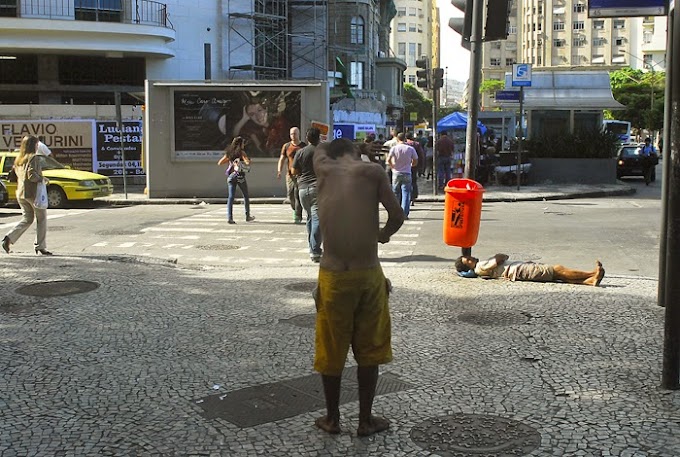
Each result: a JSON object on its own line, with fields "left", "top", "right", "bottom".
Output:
{"left": 313, "top": 266, "right": 393, "bottom": 376}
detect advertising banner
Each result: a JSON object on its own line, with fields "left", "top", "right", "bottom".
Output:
{"left": 94, "top": 121, "right": 144, "bottom": 177}
{"left": 332, "top": 124, "right": 355, "bottom": 140}
{"left": 588, "top": 0, "right": 668, "bottom": 17}
{"left": 173, "top": 89, "right": 302, "bottom": 160}
{"left": 0, "top": 120, "right": 95, "bottom": 171}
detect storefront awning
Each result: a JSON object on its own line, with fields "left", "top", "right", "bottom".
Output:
{"left": 502, "top": 70, "right": 625, "bottom": 110}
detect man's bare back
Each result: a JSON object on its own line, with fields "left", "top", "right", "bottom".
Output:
{"left": 313, "top": 140, "right": 404, "bottom": 271}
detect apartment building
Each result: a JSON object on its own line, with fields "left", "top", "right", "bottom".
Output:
{"left": 389, "top": 0, "right": 437, "bottom": 91}
{"left": 481, "top": 0, "right": 667, "bottom": 108}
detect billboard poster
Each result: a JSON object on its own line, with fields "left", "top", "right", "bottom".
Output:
{"left": 95, "top": 121, "right": 143, "bottom": 177}
{"left": 0, "top": 120, "right": 95, "bottom": 171}
{"left": 173, "top": 90, "right": 302, "bottom": 160}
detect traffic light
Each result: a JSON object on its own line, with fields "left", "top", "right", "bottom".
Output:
{"left": 416, "top": 57, "right": 430, "bottom": 89}
{"left": 484, "top": 0, "right": 512, "bottom": 42}
{"left": 449, "top": 0, "right": 472, "bottom": 50}
{"left": 432, "top": 68, "right": 444, "bottom": 90}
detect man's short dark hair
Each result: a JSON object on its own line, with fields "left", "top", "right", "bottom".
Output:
{"left": 454, "top": 256, "right": 470, "bottom": 272}
{"left": 306, "top": 127, "right": 321, "bottom": 144}
{"left": 406, "top": 132, "right": 414, "bottom": 140}
{"left": 397, "top": 132, "right": 406, "bottom": 142}
{"left": 441, "top": 131, "right": 448, "bottom": 136}
{"left": 328, "top": 138, "right": 357, "bottom": 159}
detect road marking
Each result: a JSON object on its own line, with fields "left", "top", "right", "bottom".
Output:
{"left": 0, "top": 209, "right": 93, "bottom": 230}
{"left": 141, "top": 227, "right": 275, "bottom": 234}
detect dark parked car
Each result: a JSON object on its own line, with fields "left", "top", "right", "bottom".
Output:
{"left": 0, "top": 179, "right": 7, "bottom": 206}
{"left": 616, "top": 143, "right": 657, "bottom": 181}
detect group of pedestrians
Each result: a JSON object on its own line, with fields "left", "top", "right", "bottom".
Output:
{"left": 218, "top": 127, "right": 323, "bottom": 263}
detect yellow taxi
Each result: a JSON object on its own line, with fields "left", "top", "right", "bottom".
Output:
{"left": 0, "top": 152, "right": 113, "bottom": 208}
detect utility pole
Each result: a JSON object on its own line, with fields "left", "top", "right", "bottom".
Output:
{"left": 661, "top": 0, "right": 679, "bottom": 390}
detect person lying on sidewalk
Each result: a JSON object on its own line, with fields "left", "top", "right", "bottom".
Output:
{"left": 454, "top": 254, "right": 605, "bottom": 286}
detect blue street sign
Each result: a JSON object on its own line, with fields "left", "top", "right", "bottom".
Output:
{"left": 588, "top": 0, "right": 668, "bottom": 17}
{"left": 512, "top": 64, "right": 532, "bottom": 87}
{"left": 495, "top": 90, "right": 521, "bottom": 102}
{"left": 332, "top": 124, "right": 355, "bottom": 140}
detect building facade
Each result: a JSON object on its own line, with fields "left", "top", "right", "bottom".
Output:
{"left": 480, "top": 0, "right": 667, "bottom": 108}
{"left": 389, "top": 0, "right": 436, "bottom": 90}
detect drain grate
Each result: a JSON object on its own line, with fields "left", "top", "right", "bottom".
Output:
{"left": 410, "top": 414, "right": 541, "bottom": 456}
{"left": 194, "top": 366, "right": 413, "bottom": 427}
{"left": 284, "top": 281, "right": 317, "bottom": 293}
{"left": 279, "top": 314, "right": 316, "bottom": 328}
{"left": 195, "top": 245, "right": 240, "bottom": 251}
{"left": 456, "top": 310, "right": 530, "bottom": 327}
{"left": 16, "top": 280, "right": 100, "bottom": 297}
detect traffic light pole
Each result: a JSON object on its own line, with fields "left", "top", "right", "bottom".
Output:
{"left": 432, "top": 87, "right": 438, "bottom": 196}
{"left": 461, "top": 0, "right": 484, "bottom": 257}
{"left": 662, "top": 1, "right": 679, "bottom": 390}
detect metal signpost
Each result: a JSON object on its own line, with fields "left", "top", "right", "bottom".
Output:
{"left": 512, "top": 64, "right": 532, "bottom": 191}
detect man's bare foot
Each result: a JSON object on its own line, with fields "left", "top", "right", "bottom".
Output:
{"left": 315, "top": 416, "right": 341, "bottom": 434}
{"left": 357, "top": 416, "right": 390, "bottom": 436}
{"left": 585, "top": 261, "right": 605, "bottom": 286}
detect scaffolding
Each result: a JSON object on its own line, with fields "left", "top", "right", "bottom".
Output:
{"left": 227, "top": 0, "right": 328, "bottom": 80}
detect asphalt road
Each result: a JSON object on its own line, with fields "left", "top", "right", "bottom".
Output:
{"left": 0, "top": 175, "right": 662, "bottom": 279}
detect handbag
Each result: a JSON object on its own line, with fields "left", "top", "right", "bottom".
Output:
{"left": 34, "top": 181, "right": 48, "bottom": 209}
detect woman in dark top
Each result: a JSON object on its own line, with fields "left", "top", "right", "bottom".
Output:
{"left": 218, "top": 137, "right": 255, "bottom": 224}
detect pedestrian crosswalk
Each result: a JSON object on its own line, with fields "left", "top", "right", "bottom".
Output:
{"left": 84, "top": 204, "right": 431, "bottom": 266}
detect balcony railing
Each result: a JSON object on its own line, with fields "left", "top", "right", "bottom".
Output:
{"left": 0, "top": 0, "right": 173, "bottom": 29}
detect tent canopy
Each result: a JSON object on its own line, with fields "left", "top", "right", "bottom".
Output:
{"left": 437, "top": 111, "right": 487, "bottom": 134}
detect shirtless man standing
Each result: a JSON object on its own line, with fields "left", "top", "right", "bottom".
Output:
{"left": 312, "top": 138, "right": 405, "bottom": 436}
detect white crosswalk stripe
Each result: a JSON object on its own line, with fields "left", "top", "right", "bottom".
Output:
{"left": 84, "top": 204, "right": 436, "bottom": 264}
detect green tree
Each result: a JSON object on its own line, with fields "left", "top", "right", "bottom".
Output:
{"left": 479, "top": 79, "right": 505, "bottom": 95}
{"left": 403, "top": 83, "right": 433, "bottom": 125}
{"left": 608, "top": 68, "right": 665, "bottom": 131}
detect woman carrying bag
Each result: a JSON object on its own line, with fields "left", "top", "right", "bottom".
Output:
{"left": 218, "top": 136, "right": 255, "bottom": 224}
{"left": 2, "top": 135, "right": 52, "bottom": 255}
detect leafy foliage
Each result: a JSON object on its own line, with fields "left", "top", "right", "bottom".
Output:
{"left": 525, "top": 130, "right": 620, "bottom": 159}
{"left": 403, "top": 83, "right": 433, "bottom": 125}
{"left": 479, "top": 79, "right": 505, "bottom": 95}
{"left": 608, "top": 68, "right": 665, "bottom": 131}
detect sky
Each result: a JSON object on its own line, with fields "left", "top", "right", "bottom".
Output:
{"left": 438, "top": 1, "right": 471, "bottom": 82}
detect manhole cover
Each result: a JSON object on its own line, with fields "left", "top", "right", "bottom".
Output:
{"left": 410, "top": 414, "right": 541, "bottom": 456}
{"left": 284, "top": 281, "right": 317, "bottom": 292}
{"left": 196, "top": 245, "right": 240, "bottom": 251}
{"left": 280, "top": 314, "right": 316, "bottom": 328}
{"left": 95, "top": 230, "right": 139, "bottom": 236}
{"left": 456, "top": 311, "right": 530, "bottom": 326}
{"left": 16, "top": 280, "right": 100, "bottom": 297}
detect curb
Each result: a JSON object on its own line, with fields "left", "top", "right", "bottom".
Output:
{"left": 96, "top": 186, "right": 636, "bottom": 206}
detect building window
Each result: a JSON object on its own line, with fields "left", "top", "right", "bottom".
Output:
{"left": 397, "top": 22, "right": 406, "bottom": 32}
{"left": 397, "top": 7, "right": 406, "bottom": 16}
{"left": 538, "top": 5, "right": 543, "bottom": 14}
{"left": 408, "top": 7, "right": 416, "bottom": 16}
{"left": 593, "top": 20, "right": 605, "bottom": 29}
{"left": 0, "top": 0, "right": 17, "bottom": 17}
{"left": 537, "top": 55, "right": 542, "bottom": 65}
{"left": 418, "top": 8, "right": 423, "bottom": 17}
{"left": 508, "top": 25, "right": 517, "bottom": 34}
{"left": 409, "top": 23, "right": 416, "bottom": 32}
{"left": 643, "top": 32, "right": 653, "bottom": 43}
{"left": 491, "top": 42, "right": 501, "bottom": 49}
{"left": 612, "top": 54, "right": 626, "bottom": 64}
{"left": 615, "top": 37, "right": 625, "bottom": 46}
{"left": 408, "top": 42, "right": 416, "bottom": 66}
{"left": 553, "top": 39, "right": 566, "bottom": 47}
{"left": 573, "top": 37, "right": 586, "bottom": 47}
{"left": 417, "top": 24, "right": 423, "bottom": 33}
{"left": 573, "top": 21, "right": 584, "bottom": 30}
{"left": 505, "top": 58, "right": 516, "bottom": 66}
{"left": 553, "top": 22, "right": 565, "bottom": 31}
{"left": 593, "top": 37, "right": 606, "bottom": 46}
{"left": 614, "top": 19, "right": 625, "bottom": 29}
{"left": 417, "top": 43, "right": 422, "bottom": 57}
{"left": 532, "top": 23, "right": 536, "bottom": 31}
{"left": 350, "top": 16, "right": 364, "bottom": 44}
{"left": 350, "top": 61, "right": 364, "bottom": 89}
{"left": 592, "top": 54, "right": 605, "bottom": 64}
{"left": 538, "top": 23, "right": 542, "bottom": 31}
{"left": 643, "top": 54, "right": 654, "bottom": 68}
{"left": 398, "top": 42, "right": 406, "bottom": 56}
{"left": 573, "top": 3, "right": 586, "bottom": 13}
{"left": 408, "top": 74, "right": 416, "bottom": 84}
{"left": 490, "top": 58, "right": 501, "bottom": 66}
{"left": 75, "top": 0, "right": 122, "bottom": 22}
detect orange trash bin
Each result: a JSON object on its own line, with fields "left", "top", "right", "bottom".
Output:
{"left": 443, "top": 178, "right": 484, "bottom": 248}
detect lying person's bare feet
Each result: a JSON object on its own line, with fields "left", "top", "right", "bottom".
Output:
{"left": 585, "top": 261, "right": 605, "bottom": 286}
{"left": 357, "top": 416, "right": 390, "bottom": 437}
{"left": 595, "top": 261, "right": 605, "bottom": 286}
{"left": 315, "top": 416, "right": 341, "bottom": 434}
